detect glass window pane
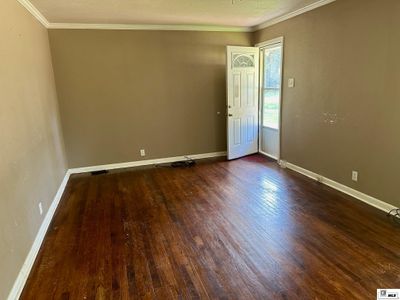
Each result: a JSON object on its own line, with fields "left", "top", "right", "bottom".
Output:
{"left": 263, "top": 89, "right": 280, "bottom": 129}
{"left": 264, "top": 46, "right": 282, "bottom": 89}
{"left": 263, "top": 46, "right": 281, "bottom": 129}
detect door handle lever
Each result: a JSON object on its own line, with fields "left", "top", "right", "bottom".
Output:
{"left": 228, "top": 114, "right": 233, "bottom": 117}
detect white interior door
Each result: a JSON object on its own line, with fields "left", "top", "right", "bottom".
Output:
{"left": 226, "top": 46, "right": 260, "bottom": 160}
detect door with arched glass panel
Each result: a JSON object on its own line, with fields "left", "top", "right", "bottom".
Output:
{"left": 226, "top": 46, "right": 260, "bottom": 160}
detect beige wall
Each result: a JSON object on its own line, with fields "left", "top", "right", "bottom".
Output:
{"left": 48, "top": 30, "right": 251, "bottom": 168}
{"left": 3, "top": 0, "right": 399, "bottom": 297}
{"left": 0, "top": 0, "right": 67, "bottom": 298}
{"left": 253, "top": 0, "right": 400, "bottom": 207}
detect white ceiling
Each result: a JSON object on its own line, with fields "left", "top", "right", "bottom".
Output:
{"left": 27, "top": 0, "right": 327, "bottom": 29}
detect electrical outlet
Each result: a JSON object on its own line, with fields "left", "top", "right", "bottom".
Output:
{"left": 279, "top": 160, "right": 287, "bottom": 169}
{"left": 38, "top": 202, "right": 43, "bottom": 215}
{"left": 352, "top": 171, "right": 358, "bottom": 182}
{"left": 140, "top": 149, "right": 146, "bottom": 157}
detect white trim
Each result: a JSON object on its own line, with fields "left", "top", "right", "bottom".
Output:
{"left": 256, "top": 36, "right": 284, "bottom": 48}
{"left": 7, "top": 151, "right": 226, "bottom": 299}
{"left": 69, "top": 151, "right": 227, "bottom": 174}
{"left": 8, "top": 152, "right": 396, "bottom": 299}
{"left": 15, "top": 0, "right": 250, "bottom": 32}
{"left": 16, "top": 0, "right": 50, "bottom": 27}
{"left": 284, "top": 161, "right": 398, "bottom": 213}
{"left": 262, "top": 126, "right": 279, "bottom": 131}
{"left": 253, "top": 0, "right": 336, "bottom": 31}
{"left": 17, "top": 0, "right": 335, "bottom": 32}
{"left": 259, "top": 150, "right": 278, "bottom": 161}
{"left": 258, "top": 37, "right": 284, "bottom": 161}
{"left": 7, "top": 170, "right": 71, "bottom": 300}
{"left": 47, "top": 23, "right": 251, "bottom": 32}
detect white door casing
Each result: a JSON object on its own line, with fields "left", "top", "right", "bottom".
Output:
{"left": 257, "top": 37, "right": 284, "bottom": 161}
{"left": 226, "top": 46, "right": 260, "bottom": 160}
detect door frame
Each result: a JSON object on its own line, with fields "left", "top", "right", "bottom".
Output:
{"left": 256, "top": 36, "right": 284, "bottom": 162}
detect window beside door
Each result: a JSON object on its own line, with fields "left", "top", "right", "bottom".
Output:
{"left": 262, "top": 45, "right": 282, "bottom": 129}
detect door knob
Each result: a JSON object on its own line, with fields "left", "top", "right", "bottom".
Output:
{"left": 228, "top": 114, "right": 233, "bottom": 117}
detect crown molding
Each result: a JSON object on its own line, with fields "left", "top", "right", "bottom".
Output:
{"left": 252, "top": 0, "right": 336, "bottom": 31}
{"left": 16, "top": 0, "right": 251, "bottom": 32}
{"left": 17, "top": 0, "right": 49, "bottom": 27}
{"left": 47, "top": 22, "right": 252, "bottom": 32}
{"left": 17, "top": 0, "right": 335, "bottom": 33}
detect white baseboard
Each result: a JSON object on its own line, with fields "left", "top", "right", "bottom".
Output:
{"left": 7, "top": 150, "right": 226, "bottom": 299}
{"left": 19, "top": 153, "right": 395, "bottom": 299}
{"left": 69, "top": 151, "right": 227, "bottom": 174}
{"left": 285, "top": 161, "right": 397, "bottom": 213}
{"left": 7, "top": 170, "right": 71, "bottom": 300}
{"left": 258, "top": 150, "right": 278, "bottom": 161}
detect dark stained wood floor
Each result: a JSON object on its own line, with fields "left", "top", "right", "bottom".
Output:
{"left": 21, "top": 155, "right": 400, "bottom": 299}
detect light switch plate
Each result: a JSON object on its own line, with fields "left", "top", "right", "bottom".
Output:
{"left": 352, "top": 171, "right": 358, "bottom": 182}
{"left": 288, "top": 78, "right": 295, "bottom": 88}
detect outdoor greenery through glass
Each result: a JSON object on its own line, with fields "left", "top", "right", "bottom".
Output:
{"left": 263, "top": 46, "right": 281, "bottom": 129}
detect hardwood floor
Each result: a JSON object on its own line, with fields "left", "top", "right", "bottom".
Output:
{"left": 21, "top": 155, "right": 400, "bottom": 299}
